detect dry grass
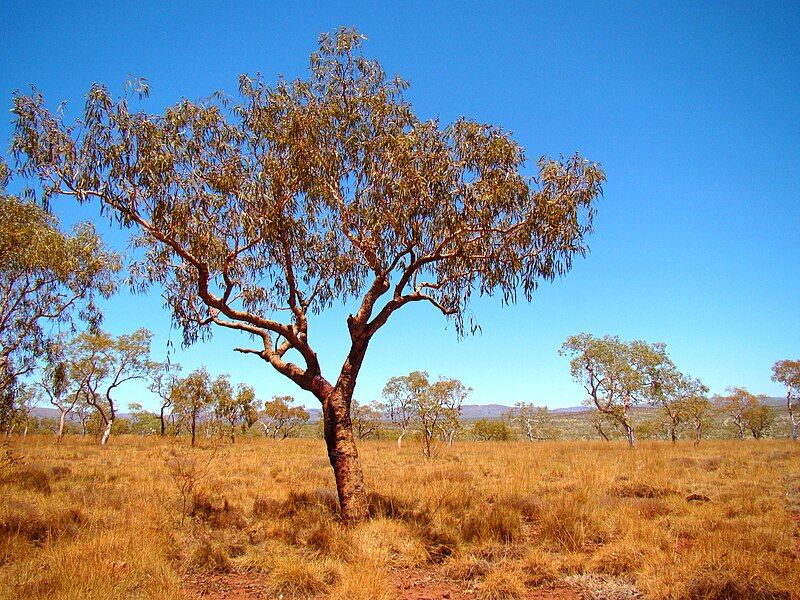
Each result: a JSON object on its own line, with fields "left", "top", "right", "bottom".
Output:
{"left": 0, "top": 435, "right": 798, "bottom": 599}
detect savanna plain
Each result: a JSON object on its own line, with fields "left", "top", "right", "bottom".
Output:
{"left": 1, "top": 435, "right": 798, "bottom": 600}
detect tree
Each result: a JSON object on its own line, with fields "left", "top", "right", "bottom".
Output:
{"left": 472, "top": 418, "right": 512, "bottom": 441}
{"left": 683, "top": 394, "right": 714, "bottom": 445}
{"left": 383, "top": 372, "right": 426, "bottom": 448}
{"left": 71, "top": 328, "right": 157, "bottom": 445}
{"left": 562, "top": 334, "right": 657, "bottom": 448}
{"left": 39, "top": 341, "right": 86, "bottom": 441}
{"left": 504, "top": 402, "right": 553, "bottom": 441}
{"left": 412, "top": 374, "right": 470, "bottom": 458}
{"left": 350, "top": 399, "right": 382, "bottom": 440}
{"left": 148, "top": 361, "right": 182, "bottom": 436}
{"left": 714, "top": 387, "right": 755, "bottom": 439}
{"left": 653, "top": 374, "right": 708, "bottom": 443}
{"left": 213, "top": 376, "right": 259, "bottom": 443}
{"left": 259, "top": 396, "right": 309, "bottom": 439}
{"left": 11, "top": 29, "right": 604, "bottom": 521}
{"left": 127, "top": 403, "right": 160, "bottom": 436}
{"left": 771, "top": 359, "right": 800, "bottom": 441}
{"left": 742, "top": 396, "right": 775, "bottom": 440}
{"left": 173, "top": 368, "right": 212, "bottom": 447}
{"left": 0, "top": 165, "right": 118, "bottom": 431}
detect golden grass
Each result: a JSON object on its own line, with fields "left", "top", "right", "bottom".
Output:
{"left": 1, "top": 435, "right": 798, "bottom": 599}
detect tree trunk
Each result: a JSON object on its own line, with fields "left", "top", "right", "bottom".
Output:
{"left": 190, "top": 415, "right": 197, "bottom": 447}
{"left": 669, "top": 425, "right": 677, "bottom": 443}
{"left": 787, "top": 394, "right": 798, "bottom": 441}
{"left": 320, "top": 386, "right": 369, "bottom": 523}
{"left": 57, "top": 410, "right": 67, "bottom": 442}
{"left": 623, "top": 421, "right": 636, "bottom": 448}
{"left": 396, "top": 426, "right": 407, "bottom": 449}
{"left": 160, "top": 406, "right": 167, "bottom": 436}
{"left": 100, "top": 419, "right": 113, "bottom": 445}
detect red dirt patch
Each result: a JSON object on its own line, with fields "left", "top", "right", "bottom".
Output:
{"left": 183, "top": 572, "right": 272, "bottom": 599}
{"left": 183, "top": 568, "right": 581, "bottom": 600}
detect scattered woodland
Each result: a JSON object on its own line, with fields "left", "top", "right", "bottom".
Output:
{"left": 1, "top": 27, "right": 798, "bottom": 599}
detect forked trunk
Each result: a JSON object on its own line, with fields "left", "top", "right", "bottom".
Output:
{"left": 321, "top": 386, "right": 369, "bottom": 523}
{"left": 100, "top": 419, "right": 113, "bottom": 445}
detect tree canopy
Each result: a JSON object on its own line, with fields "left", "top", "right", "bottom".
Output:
{"left": 10, "top": 28, "right": 603, "bottom": 521}
{"left": 0, "top": 163, "right": 118, "bottom": 425}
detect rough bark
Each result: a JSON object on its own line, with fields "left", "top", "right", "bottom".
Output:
{"left": 320, "top": 386, "right": 369, "bottom": 522}
{"left": 623, "top": 420, "right": 636, "bottom": 448}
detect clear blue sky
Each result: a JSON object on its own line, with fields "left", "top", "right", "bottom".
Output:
{"left": 1, "top": 1, "right": 798, "bottom": 411}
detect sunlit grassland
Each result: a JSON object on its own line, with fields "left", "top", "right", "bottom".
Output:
{"left": 1, "top": 435, "right": 798, "bottom": 599}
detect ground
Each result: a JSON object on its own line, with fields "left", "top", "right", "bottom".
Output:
{"left": 1, "top": 436, "right": 798, "bottom": 599}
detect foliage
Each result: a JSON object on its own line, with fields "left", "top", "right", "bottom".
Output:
{"left": 0, "top": 174, "right": 118, "bottom": 431}
{"left": 213, "top": 376, "right": 259, "bottom": 442}
{"left": 127, "top": 403, "right": 161, "bottom": 435}
{"left": 10, "top": 27, "right": 603, "bottom": 519}
{"left": 259, "top": 396, "right": 309, "bottom": 439}
{"left": 472, "top": 418, "right": 513, "bottom": 441}
{"left": 350, "top": 399, "right": 383, "bottom": 440}
{"left": 771, "top": 359, "right": 800, "bottom": 440}
{"left": 504, "top": 402, "right": 555, "bottom": 440}
{"left": 172, "top": 368, "right": 213, "bottom": 447}
{"left": 70, "top": 328, "right": 157, "bottom": 444}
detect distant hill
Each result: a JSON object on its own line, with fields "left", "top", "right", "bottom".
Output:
{"left": 31, "top": 397, "right": 787, "bottom": 423}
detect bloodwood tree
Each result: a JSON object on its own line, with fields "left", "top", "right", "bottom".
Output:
{"left": 38, "top": 340, "right": 86, "bottom": 441}
{"left": 382, "top": 371, "right": 427, "bottom": 448}
{"left": 10, "top": 29, "right": 604, "bottom": 521}
{"left": 771, "top": 359, "right": 800, "bottom": 441}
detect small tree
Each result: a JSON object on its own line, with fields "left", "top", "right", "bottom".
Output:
{"left": 655, "top": 375, "right": 708, "bottom": 443}
{"left": 127, "top": 403, "right": 160, "bottom": 436}
{"left": 173, "top": 368, "right": 212, "bottom": 447}
{"left": 351, "top": 399, "right": 382, "bottom": 441}
{"left": 39, "top": 343, "right": 86, "bottom": 441}
{"left": 504, "top": 402, "right": 553, "bottom": 441}
{"left": 259, "top": 396, "right": 309, "bottom": 439}
{"left": 771, "top": 359, "right": 800, "bottom": 441}
{"left": 683, "top": 394, "right": 714, "bottom": 445}
{"left": 149, "top": 362, "right": 182, "bottom": 436}
{"left": 12, "top": 29, "right": 603, "bottom": 520}
{"left": 715, "top": 387, "right": 755, "bottom": 439}
{"left": 213, "top": 376, "right": 259, "bottom": 443}
{"left": 72, "top": 328, "right": 157, "bottom": 445}
{"left": 472, "top": 418, "right": 512, "bottom": 441}
{"left": 382, "top": 372, "right": 425, "bottom": 448}
{"left": 0, "top": 169, "right": 118, "bottom": 431}
{"left": 743, "top": 396, "right": 775, "bottom": 440}
{"left": 413, "top": 374, "right": 469, "bottom": 458}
